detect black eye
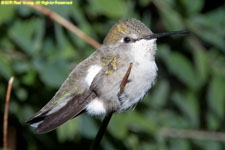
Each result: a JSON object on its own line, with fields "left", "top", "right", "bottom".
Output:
{"left": 123, "top": 37, "right": 131, "bottom": 43}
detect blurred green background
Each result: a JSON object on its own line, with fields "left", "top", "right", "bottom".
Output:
{"left": 1, "top": 0, "right": 225, "bottom": 149}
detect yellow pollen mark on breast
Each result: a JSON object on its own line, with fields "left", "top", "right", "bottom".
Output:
{"left": 105, "top": 69, "right": 113, "bottom": 75}
{"left": 101, "top": 57, "right": 113, "bottom": 66}
{"left": 104, "top": 56, "right": 120, "bottom": 75}
{"left": 111, "top": 56, "right": 120, "bottom": 70}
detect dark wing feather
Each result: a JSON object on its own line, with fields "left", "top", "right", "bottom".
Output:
{"left": 26, "top": 51, "right": 102, "bottom": 133}
{"left": 28, "top": 90, "right": 96, "bottom": 134}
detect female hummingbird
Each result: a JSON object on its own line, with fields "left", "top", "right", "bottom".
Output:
{"left": 26, "top": 18, "right": 188, "bottom": 134}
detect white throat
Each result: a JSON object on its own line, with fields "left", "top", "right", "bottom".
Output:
{"left": 117, "top": 39, "right": 158, "bottom": 111}
{"left": 131, "top": 39, "right": 157, "bottom": 63}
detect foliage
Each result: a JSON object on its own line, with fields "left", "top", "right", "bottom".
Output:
{"left": 0, "top": 0, "right": 225, "bottom": 149}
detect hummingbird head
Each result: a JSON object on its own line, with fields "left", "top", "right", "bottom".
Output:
{"left": 103, "top": 18, "right": 153, "bottom": 46}
{"left": 103, "top": 18, "right": 189, "bottom": 54}
{"left": 103, "top": 18, "right": 158, "bottom": 60}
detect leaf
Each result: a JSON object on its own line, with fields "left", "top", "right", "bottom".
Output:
{"left": 146, "top": 110, "right": 189, "bottom": 128}
{"left": 194, "top": 141, "right": 223, "bottom": 150}
{"left": 210, "top": 50, "right": 225, "bottom": 78}
{"left": 195, "top": 49, "right": 208, "bottom": 84}
{"left": 126, "top": 112, "right": 158, "bottom": 134}
{"left": 141, "top": 142, "right": 157, "bottom": 150}
{"left": 37, "top": 60, "right": 70, "bottom": 88}
{"left": 0, "top": 53, "right": 13, "bottom": 79}
{"left": 21, "top": 69, "right": 37, "bottom": 86}
{"left": 108, "top": 114, "right": 128, "bottom": 139}
{"left": 207, "top": 74, "right": 225, "bottom": 119}
{"left": 16, "top": 88, "right": 28, "bottom": 102}
{"left": 169, "top": 139, "right": 190, "bottom": 150}
{"left": 9, "top": 19, "right": 44, "bottom": 56}
{"left": 206, "top": 113, "right": 220, "bottom": 130}
{"left": 47, "top": 4, "right": 71, "bottom": 18}
{"left": 17, "top": 5, "right": 33, "bottom": 17}
{"left": 188, "top": 7, "right": 225, "bottom": 52}
{"left": 88, "top": 0, "right": 126, "bottom": 18}
{"left": 56, "top": 119, "right": 79, "bottom": 143}
{"left": 150, "top": 80, "right": 170, "bottom": 108}
{"left": 0, "top": 5, "right": 15, "bottom": 25}
{"left": 180, "top": 0, "right": 204, "bottom": 16}
{"left": 9, "top": 101, "right": 33, "bottom": 124}
{"left": 55, "top": 24, "right": 76, "bottom": 59}
{"left": 125, "top": 135, "right": 140, "bottom": 149}
{"left": 170, "top": 53, "right": 198, "bottom": 89}
{"left": 139, "top": 0, "right": 152, "bottom": 7}
{"left": 154, "top": 0, "right": 184, "bottom": 30}
{"left": 158, "top": 45, "right": 198, "bottom": 89}
{"left": 79, "top": 115, "right": 98, "bottom": 138}
{"left": 0, "top": 83, "right": 6, "bottom": 98}
{"left": 172, "top": 91, "right": 199, "bottom": 127}
{"left": 13, "top": 61, "right": 30, "bottom": 73}
{"left": 109, "top": 112, "right": 158, "bottom": 139}
{"left": 187, "top": 38, "right": 209, "bottom": 86}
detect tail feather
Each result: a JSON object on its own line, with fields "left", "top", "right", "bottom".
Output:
{"left": 26, "top": 90, "right": 96, "bottom": 134}
{"left": 30, "top": 121, "right": 44, "bottom": 128}
{"left": 26, "top": 113, "right": 47, "bottom": 124}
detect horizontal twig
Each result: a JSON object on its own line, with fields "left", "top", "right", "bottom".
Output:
{"left": 25, "top": 2, "right": 101, "bottom": 49}
{"left": 159, "top": 128, "right": 225, "bottom": 142}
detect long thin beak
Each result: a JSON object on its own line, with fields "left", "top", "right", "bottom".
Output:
{"left": 143, "top": 30, "right": 189, "bottom": 40}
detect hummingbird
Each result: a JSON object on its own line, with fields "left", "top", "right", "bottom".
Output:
{"left": 26, "top": 18, "right": 188, "bottom": 134}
